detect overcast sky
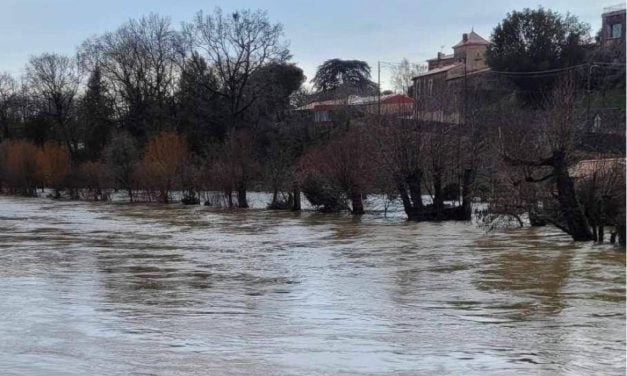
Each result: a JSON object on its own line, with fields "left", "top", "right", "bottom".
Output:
{"left": 0, "top": 0, "right": 610, "bottom": 89}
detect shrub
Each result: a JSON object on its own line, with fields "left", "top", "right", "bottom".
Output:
{"left": 35, "top": 142, "right": 70, "bottom": 197}
{"left": 77, "top": 161, "right": 111, "bottom": 200}
{"left": 138, "top": 131, "right": 189, "bottom": 203}
{"left": 0, "top": 140, "right": 39, "bottom": 196}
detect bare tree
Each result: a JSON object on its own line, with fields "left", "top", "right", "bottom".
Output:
{"left": 390, "top": 58, "right": 425, "bottom": 94}
{"left": 498, "top": 78, "right": 593, "bottom": 240}
{"left": 26, "top": 53, "right": 81, "bottom": 158}
{"left": 103, "top": 131, "right": 139, "bottom": 202}
{"left": 374, "top": 117, "right": 426, "bottom": 220}
{"left": 298, "top": 126, "right": 376, "bottom": 214}
{"left": 183, "top": 8, "right": 290, "bottom": 131}
{"left": 80, "top": 13, "right": 183, "bottom": 141}
{"left": 0, "top": 73, "right": 17, "bottom": 140}
{"left": 574, "top": 158, "right": 625, "bottom": 244}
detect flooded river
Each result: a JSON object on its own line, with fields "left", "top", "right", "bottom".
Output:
{"left": 0, "top": 196, "right": 624, "bottom": 375}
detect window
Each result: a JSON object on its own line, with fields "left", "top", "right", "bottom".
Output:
{"left": 593, "top": 114, "right": 602, "bottom": 132}
{"left": 611, "top": 23, "right": 622, "bottom": 38}
{"left": 315, "top": 111, "right": 330, "bottom": 123}
{"left": 428, "top": 79, "right": 433, "bottom": 95}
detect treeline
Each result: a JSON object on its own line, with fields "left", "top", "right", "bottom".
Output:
{"left": 0, "top": 116, "right": 477, "bottom": 217}
{"left": 0, "top": 9, "right": 307, "bottom": 207}
{"left": 0, "top": 7, "right": 625, "bottom": 245}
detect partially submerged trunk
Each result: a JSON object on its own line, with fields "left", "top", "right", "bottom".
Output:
{"left": 528, "top": 209, "right": 548, "bottom": 227}
{"left": 433, "top": 170, "right": 444, "bottom": 220}
{"left": 291, "top": 182, "right": 301, "bottom": 211}
{"left": 226, "top": 190, "right": 234, "bottom": 208}
{"left": 268, "top": 188, "right": 280, "bottom": 209}
{"left": 396, "top": 170, "right": 424, "bottom": 221}
{"left": 618, "top": 224, "right": 626, "bottom": 248}
{"left": 237, "top": 184, "right": 248, "bottom": 208}
{"left": 460, "top": 169, "right": 474, "bottom": 221}
{"left": 553, "top": 152, "right": 593, "bottom": 241}
{"left": 407, "top": 170, "right": 424, "bottom": 212}
{"left": 350, "top": 191, "right": 364, "bottom": 215}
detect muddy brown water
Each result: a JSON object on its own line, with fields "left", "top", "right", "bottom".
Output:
{"left": 0, "top": 196, "right": 624, "bottom": 375}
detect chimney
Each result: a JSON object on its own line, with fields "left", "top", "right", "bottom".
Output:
{"left": 437, "top": 52, "right": 443, "bottom": 59}
{"left": 462, "top": 33, "right": 468, "bottom": 42}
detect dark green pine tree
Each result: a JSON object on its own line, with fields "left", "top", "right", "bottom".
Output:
{"left": 80, "top": 66, "right": 114, "bottom": 161}
{"left": 176, "top": 54, "right": 228, "bottom": 154}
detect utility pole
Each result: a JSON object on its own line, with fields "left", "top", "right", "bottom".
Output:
{"left": 413, "top": 78, "right": 418, "bottom": 120}
{"left": 463, "top": 53, "right": 468, "bottom": 126}
{"left": 377, "top": 61, "right": 381, "bottom": 115}
{"left": 587, "top": 63, "right": 599, "bottom": 130}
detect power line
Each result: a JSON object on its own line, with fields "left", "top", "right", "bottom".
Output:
{"left": 591, "top": 62, "right": 626, "bottom": 68}
{"left": 488, "top": 64, "right": 588, "bottom": 76}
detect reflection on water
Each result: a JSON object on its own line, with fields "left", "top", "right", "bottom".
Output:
{"left": 0, "top": 196, "right": 624, "bottom": 375}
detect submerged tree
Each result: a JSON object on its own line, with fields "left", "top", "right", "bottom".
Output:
{"left": 298, "top": 127, "right": 375, "bottom": 214}
{"left": 377, "top": 119, "right": 428, "bottom": 220}
{"left": 497, "top": 78, "right": 593, "bottom": 240}
{"left": 0, "top": 140, "right": 39, "bottom": 196}
{"left": 35, "top": 142, "right": 71, "bottom": 197}
{"left": 103, "top": 132, "right": 139, "bottom": 201}
{"left": 138, "top": 131, "right": 189, "bottom": 203}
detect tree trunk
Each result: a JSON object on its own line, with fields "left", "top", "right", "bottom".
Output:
{"left": 406, "top": 169, "right": 423, "bottom": 210}
{"left": 553, "top": 153, "right": 592, "bottom": 241}
{"left": 226, "top": 190, "right": 233, "bottom": 208}
{"left": 397, "top": 173, "right": 421, "bottom": 221}
{"left": 350, "top": 191, "right": 364, "bottom": 215}
{"left": 237, "top": 184, "right": 248, "bottom": 208}
{"left": 461, "top": 169, "right": 473, "bottom": 221}
{"left": 291, "top": 182, "right": 301, "bottom": 211}
{"left": 433, "top": 170, "right": 443, "bottom": 219}
{"left": 529, "top": 207, "right": 547, "bottom": 226}
{"left": 618, "top": 223, "right": 626, "bottom": 248}
{"left": 270, "top": 188, "right": 279, "bottom": 208}
{"left": 591, "top": 224, "right": 598, "bottom": 242}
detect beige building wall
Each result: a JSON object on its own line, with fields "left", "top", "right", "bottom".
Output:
{"left": 453, "top": 44, "right": 488, "bottom": 72}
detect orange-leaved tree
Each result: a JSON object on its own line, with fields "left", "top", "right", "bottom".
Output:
{"left": 35, "top": 142, "right": 71, "bottom": 198}
{"left": 0, "top": 140, "right": 39, "bottom": 196}
{"left": 138, "top": 131, "right": 189, "bottom": 203}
